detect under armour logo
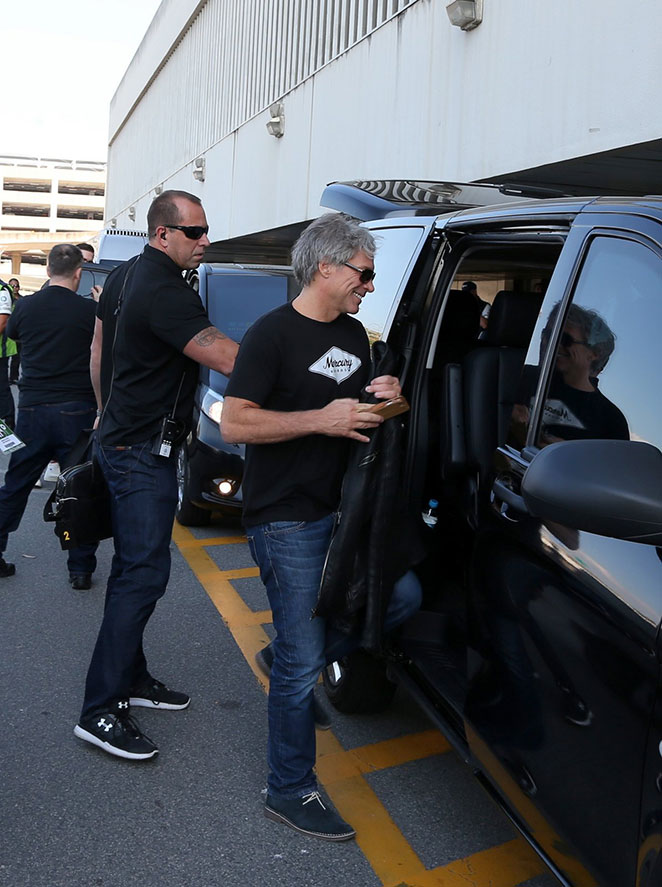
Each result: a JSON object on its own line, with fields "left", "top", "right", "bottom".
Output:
{"left": 118, "top": 701, "right": 128, "bottom": 709}
{"left": 97, "top": 718, "right": 112, "bottom": 732}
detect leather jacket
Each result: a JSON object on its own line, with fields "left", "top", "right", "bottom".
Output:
{"left": 315, "top": 340, "right": 424, "bottom": 651}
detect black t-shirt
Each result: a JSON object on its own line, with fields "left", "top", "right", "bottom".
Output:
{"left": 541, "top": 372, "right": 630, "bottom": 441}
{"left": 225, "top": 302, "right": 371, "bottom": 526}
{"left": 97, "top": 245, "right": 211, "bottom": 447}
{"left": 6, "top": 285, "right": 96, "bottom": 407}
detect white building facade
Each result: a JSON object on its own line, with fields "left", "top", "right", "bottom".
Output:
{"left": 106, "top": 0, "right": 662, "bottom": 242}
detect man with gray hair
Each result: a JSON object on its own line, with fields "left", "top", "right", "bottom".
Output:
{"left": 221, "top": 213, "right": 421, "bottom": 841}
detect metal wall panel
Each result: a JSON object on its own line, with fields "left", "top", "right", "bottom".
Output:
{"left": 108, "top": 0, "right": 416, "bottom": 215}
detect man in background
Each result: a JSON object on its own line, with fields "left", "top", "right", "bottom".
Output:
{"left": 0, "top": 245, "right": 97, "bottom": 585}
{"left": 0, "top": 279, "right": 17, "bottom": 428}
{"left": 7, "top": 278, "right": 22, "bottom": 385}
{"left": 76, "top": 243, "right": 95, "bottom": 263}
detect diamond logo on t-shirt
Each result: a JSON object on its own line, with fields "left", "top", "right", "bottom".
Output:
{"left": 308, "top": 347, "right": 362, "bottom": 384}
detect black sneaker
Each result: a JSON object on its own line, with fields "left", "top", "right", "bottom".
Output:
{"left": 265, "top": 791, "right": 356, "bottom": 841}
{"left": 0, "top": 557, "right": 15, "bottom": 578}
{"left": 74, "top": 704, "right": 158, "bottom": 760}
{"left": 129, "top": 678, "right": 190, "bottom": 711}
{"left": 69, "top": 573, "right": 92, "bottom": 590}
{"left": 256, "top": 644, "right": 332, "bottom": 730}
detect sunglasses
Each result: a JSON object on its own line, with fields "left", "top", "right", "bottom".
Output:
{"left": 560, "top": 331, "right": 589, "bottom": 348}
{"left": 343, "top": 261, "right": 376, "bottom": 283}
{"left": 166, "top": 224, "right": 209, "bottom": 240}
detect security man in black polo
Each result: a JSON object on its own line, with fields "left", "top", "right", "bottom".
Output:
{"left": 0, "top": 245, "right": 98, "bottom": 585}
{"left": 74, "top": 190, "right": 238, "bottom": 761}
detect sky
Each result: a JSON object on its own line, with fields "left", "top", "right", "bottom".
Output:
{"left": 2, "top": 0, "right": 162, "bottom": 161}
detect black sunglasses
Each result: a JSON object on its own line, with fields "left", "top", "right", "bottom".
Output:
{"left": 560, "top": 331, "right": 589, "bottom": 348}
{"left": 343, "top": 261, "right": 376, "bottom": 283}
{"left": 166, "top": 224, "right": 209, "bottom": 240}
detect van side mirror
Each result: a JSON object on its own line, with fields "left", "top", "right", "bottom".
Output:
{"left": 521, "top": 439, "right": 662, "bottom": 545}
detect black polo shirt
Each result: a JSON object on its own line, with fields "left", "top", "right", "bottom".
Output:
{"left": 97, "top": 245, "right": 211, "bottom": 447}
{"left": 7, "top": 285, "right": 96, "bottom": 407}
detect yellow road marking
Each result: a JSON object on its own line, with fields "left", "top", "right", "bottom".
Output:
{"left": 316, "top": 730, "right": 450, "bottom": 780}
{"left": 175, "top": 534, "right": 246, "bottom": 547}
{"left": 172, "top": 522, "right": 546, "bottom": 887}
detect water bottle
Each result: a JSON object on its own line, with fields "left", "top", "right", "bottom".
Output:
{"left": 422, "top": 498, "right": 439, "bottom": 528}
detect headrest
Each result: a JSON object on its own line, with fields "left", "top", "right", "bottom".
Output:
{"left": 484, "top": 291, "right": 543, "bottom": 348}
{"left": 440, "top": 290, "right": 482, "bottom": 339}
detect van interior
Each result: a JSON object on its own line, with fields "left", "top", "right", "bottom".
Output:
{"left": 397, "top": 237, "right": 566, "bottom": 734}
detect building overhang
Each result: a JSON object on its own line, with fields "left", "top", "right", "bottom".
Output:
{"left": 205, "top": 219, "right": 312, "bottom": 265}
{"left": 484, "top": 138, "right": 662, "bottom": 197}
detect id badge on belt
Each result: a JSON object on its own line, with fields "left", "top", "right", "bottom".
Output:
{"left": 151, "top": 416, "right": 181, "bottom": 458}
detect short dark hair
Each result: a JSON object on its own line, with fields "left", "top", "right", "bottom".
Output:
{"left": 47, "top": 244, "right": 83, "bottom": 277}
{"left": 8, "top": 278, "right": 19, "bottom": 287}
{"left": 76, "top": 242, "right": 94, "bottom": 256}
{"left": 147, "top": 190, "right": 202, "bottom": 238}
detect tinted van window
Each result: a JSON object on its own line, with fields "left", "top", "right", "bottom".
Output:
{"left": 207, "top": 270, "right": 289, "bottom": 394}
{"left": 510, "top": 236, "right": 662, "bottom": 450}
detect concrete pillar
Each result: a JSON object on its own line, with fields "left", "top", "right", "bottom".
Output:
{"left": 9, "top": 252, "right": 22, "bottom": 274}
{"left": 49, "top": 176, "right": 58, "bottom": 233}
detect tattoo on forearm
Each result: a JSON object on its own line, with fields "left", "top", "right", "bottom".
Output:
{"left": 193, "top": 326, "right": 228, "bottom": 347}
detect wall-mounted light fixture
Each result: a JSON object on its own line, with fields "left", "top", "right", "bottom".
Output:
{"left": 193, "top": 157, "right": 206, "bottom": 182}
{"left": 266, "top": 102, "right": 285, "bottom": 139}
{"left": 446, "top": 0, "right": 483, "bottom": 30}
{"left": 154, "top": 183, "right": 163, "bottom": 195}
{"left": 128, "top": 206, "right": 136, "bottom": 222}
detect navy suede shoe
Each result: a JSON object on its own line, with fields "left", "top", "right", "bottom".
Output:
{"left": 265, "top": 791, "right": 356, "bottom": 841}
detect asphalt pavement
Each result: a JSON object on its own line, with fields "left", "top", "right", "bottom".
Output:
{"left": 0, "top": 452, "right": 557, "bottom": 887}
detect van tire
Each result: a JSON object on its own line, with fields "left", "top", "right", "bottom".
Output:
{"left": 176, "top": 447, "right": 211, "bottom": 527}
{"left": 323, "top": 650, "right": 396, "bottom": 713}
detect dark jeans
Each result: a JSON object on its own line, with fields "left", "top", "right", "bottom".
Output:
{"left": 0, "top": 356, "right": 15, "bottom": 429}
{"left": 247, "top": 514, "right": 422, "bottom": 799}
{"left": 81, "top": 441, "right": 178, "bottom": 718}
{"left": 0, "top": 400, "right": 97, "bottom": 574}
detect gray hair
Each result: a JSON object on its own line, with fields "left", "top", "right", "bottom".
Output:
{"left": 544, "top": 301, "right": 616, "bottom": 375}
{"left": 291, "top": 213, "right": 376, "bottom": 286}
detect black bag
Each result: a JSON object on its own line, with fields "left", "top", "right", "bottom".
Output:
{"left": 43, "top": 437, "right": 113, "bottom": 550}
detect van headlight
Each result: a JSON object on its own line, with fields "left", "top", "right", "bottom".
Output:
{"left": 201, "top": 390, "right": 224, "bottom": 424}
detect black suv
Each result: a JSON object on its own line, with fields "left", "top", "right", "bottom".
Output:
{"left": 311, "top": 182, "right": 662, "bottom": 887}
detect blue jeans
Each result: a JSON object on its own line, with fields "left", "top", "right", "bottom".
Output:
{"left": 0, "top": 400, "right": 97, "bottom": 574}
{"left": 247, "top": 514, "right": 422, "bottom": 799}
{"left": 81, "top": 442, "right": 178, "bottom": 717}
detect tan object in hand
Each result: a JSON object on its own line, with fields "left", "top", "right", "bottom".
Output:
{"left": 356, "top": 395, "right": 410, "bottom": 420}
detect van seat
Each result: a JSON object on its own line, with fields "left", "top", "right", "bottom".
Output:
{"left": 463, "top": 290, "right": 542, "bottom": 488}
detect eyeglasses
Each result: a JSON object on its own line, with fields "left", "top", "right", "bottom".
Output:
{"left": 166, "top": 225, "right": 209, "bottom": 240}
{"left": 560, "top": 331, "right": 589, "bottom": 348}
{"left": 343, "top": 262, "right": 376, "bottom": 284}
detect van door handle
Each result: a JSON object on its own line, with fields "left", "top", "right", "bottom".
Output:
{"left": 492, "top": 478, "right": 529, "bottom": 516}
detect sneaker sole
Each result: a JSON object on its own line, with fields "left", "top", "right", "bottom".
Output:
{"left": 264, "top": 805, "right": 356, "bottom": 842}
{"left": 73, "top": 724, "right": 158, "bottom": 760}
{"left": 129, "top": 697, "right": 190, "bottom": 711}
